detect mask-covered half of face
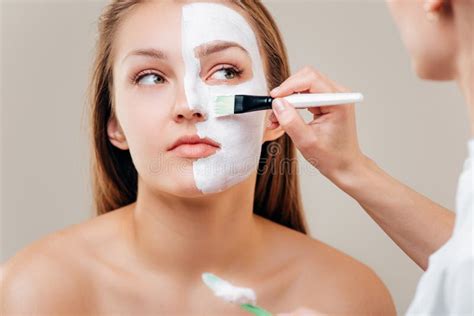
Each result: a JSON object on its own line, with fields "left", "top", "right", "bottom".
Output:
{"left": 181, "top": 3, "right": 268, "bottom": 193}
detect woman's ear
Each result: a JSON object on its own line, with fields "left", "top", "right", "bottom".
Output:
{"left": 263, "top": 110, "right": 285, "bottom": 142}
{"left": 107, "top": 115, "right": 129, "bottom": 150}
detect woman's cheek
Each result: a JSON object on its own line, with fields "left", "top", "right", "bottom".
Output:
{"left": 119, "top": 90, "right": 172, "bottom": 153}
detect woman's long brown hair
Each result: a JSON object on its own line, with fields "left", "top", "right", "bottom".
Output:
{"left": 88, "top": 0, "right": 308, "bottom": 234}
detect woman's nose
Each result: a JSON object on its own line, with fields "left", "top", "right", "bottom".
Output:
{"left": 174, "top": 106, "right": 206, "bottom": 123}
{"left": 173, "top": 85, "right": 207, "bottom": 123}
{"left": 173, "top": 101, "right": 207, "bottom": 124}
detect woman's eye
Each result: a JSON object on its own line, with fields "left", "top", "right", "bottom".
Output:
{"left": 135, "top": 72, "right": 165, "bottom": 85}
{"left": 209, "top": 67, "right": 242, "bottom": 81}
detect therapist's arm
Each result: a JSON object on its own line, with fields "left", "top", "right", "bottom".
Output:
{"left": 329, "top": 155, "right": 454, "bottom": 270}
{"left": 269, "top": 66, "right": 455, "bottom": 270}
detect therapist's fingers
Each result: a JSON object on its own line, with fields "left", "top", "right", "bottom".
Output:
{"left": 268, "top": 65, "right": 364, "bottom": 178}
{"left": 271, "top": 66, "right": 335, "bottom": 96}
{"left": 270, "top": 66, "right": 349, "bottom": 117}
{"left": 271, "top": 98, "right": 314, "bottom": 149}
{"left": 271, "top": 66, "right": 348, "bottom": 95}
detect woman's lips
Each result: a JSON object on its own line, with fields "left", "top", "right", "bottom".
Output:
{"left": 169, "top": 143, "right": 219, "bottom": 158}
{"left": 167, "top": 135, "right": 221, "bottom": 158}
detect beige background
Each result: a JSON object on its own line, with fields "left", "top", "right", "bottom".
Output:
{"left": 1, "top": 0, "right": 470, "bottom": 314}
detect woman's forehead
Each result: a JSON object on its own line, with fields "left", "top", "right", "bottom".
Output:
{"left": 114, "top": 0, "right": 258, "bottom": 63}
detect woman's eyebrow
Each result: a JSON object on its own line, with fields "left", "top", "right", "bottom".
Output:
{"left": 122, "top": 48, "right": 167, "bottom": 64}
{"left": 121, "top": 41, "right": 248, "bottom": 64}
{"left": 194, "top": 41, "right": 249, "bottom": 58}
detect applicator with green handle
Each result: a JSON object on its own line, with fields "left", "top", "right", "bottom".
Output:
{"left": 202, "top": 272, "right": 272, "bottom": 316}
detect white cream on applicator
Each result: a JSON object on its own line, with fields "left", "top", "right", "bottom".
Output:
{"left": 201, "top": 273, "right": 272, "bottom": 315}
{"left": 201, "top": 272, "right": 257, "bottom": 305}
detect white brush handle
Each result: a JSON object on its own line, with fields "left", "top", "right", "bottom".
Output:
{"left": 283, "top": 93, "right": 363, "bottom": 108}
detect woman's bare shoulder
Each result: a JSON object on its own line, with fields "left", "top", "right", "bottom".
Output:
{"left": 0, "top": 206, "right": 130, "bottom": 315}
{"left": 1, "top": 228, "right": 91, "bottom": 314}
{"left": 257, "top": 216, "right": 397, "bottom": 315}
{"left": 295, "top": 240, "right": 396, "bottom": 315}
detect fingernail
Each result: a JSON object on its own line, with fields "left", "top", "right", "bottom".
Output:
{"left": 271, "top": 87, "right": 281, "bottom": 95}
{"left": 273, "top": 98, "right": 285, "bottom": 114}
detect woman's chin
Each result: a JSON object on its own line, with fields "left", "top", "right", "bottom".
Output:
{"left": 155, "top": 177, "right": 201, "bottom": 197}
{"left": 172, "top": 186, "right": 207, "bottom": 198}
{"left": 143, "top": 162, "right": 255, "bottom": 198}
{"left": 155, "top": 179, "right": 233, "bottom": 198}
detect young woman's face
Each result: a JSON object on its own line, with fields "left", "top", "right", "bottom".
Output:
{"left": 109, "top": 0, "right": 277, "bottom": 197}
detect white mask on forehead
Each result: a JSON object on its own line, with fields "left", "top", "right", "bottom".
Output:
{"left": 181, "top": 2, "right": 268, "bottom": 193}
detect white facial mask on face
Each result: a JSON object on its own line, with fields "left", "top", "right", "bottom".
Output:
{"left": 181, "top": 3, "right": 268, "bottom": 193}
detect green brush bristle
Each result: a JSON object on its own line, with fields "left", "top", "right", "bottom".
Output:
{"left": 213, "top": 95, "right": 235, "bottom": 117}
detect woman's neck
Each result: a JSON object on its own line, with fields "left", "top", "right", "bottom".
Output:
{"left": 130, "top": 172, "right": 263, "bottom": 282}
{"left": 454, "top": 2, "right": 474, "bottom": 137}
{"left": 456, "top": 51, "right": 474, "bottom": 137}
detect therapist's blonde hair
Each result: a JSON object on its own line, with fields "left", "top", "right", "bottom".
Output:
{"left": 88, "top": 0, "right": 308, "bottom": 234}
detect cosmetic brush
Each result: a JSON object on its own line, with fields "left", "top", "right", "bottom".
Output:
{"left": 201, "top": 272, "right": 272, "bottom": 316}
{"left": 213, "top": 92, "right": 364, "bottom": 117}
